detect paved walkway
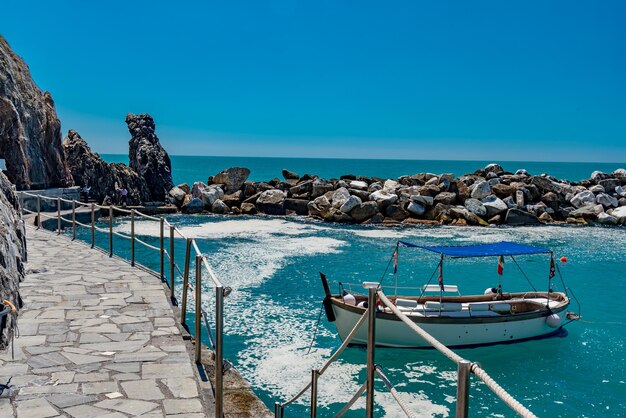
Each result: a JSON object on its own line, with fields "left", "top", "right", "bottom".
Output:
{"left": 0, "top": 227, "right": 214, "bottom": 417}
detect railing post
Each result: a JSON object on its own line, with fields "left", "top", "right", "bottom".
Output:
{"left": 90, "top": 203, "right": 95, "bottom": 248}
{"left": 456, "top": 359, "right": 471, "bottom": 418}
{"left": 310, "top": 369, "right": 319, "bottom": 418}
{"left": 130, "top": 209, "right": 135, "bottom": 266}
{"left": 109, "top": 206, "right": 113, "bottom": 257}
{"left": 194, "top": 255, "right": 202, "bottom": 363}
{"left": 72, "top": 200, "right": 76, "bottom": 240}
{"left": 365, "top": 285, "right": 377, "bottom": 418}
{"left": 160, "top": 218, "right": 165, "bottom": 281}
{"left": 57, "top": 197, "right": 61, "bottom": 234}
{"left": 215, "top": 283, "right": 224, "bottom": 418}
{"left": 36, "top": 195, "right": 41, "bottom": 229}
{"left": 170, "top": 225, "right": 175, "bottom": 299}
{"left": 274, "top": 402, "right": 284, "bottom": 418}
{"left": 181, "top": 238, "right": 192, "bottom": 326}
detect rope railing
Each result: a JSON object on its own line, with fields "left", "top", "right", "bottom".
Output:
{"left": 377, "top": 291, "right": 537, "bottom": 418}
{"left": 16, "top": 190, "right": 228, "bottom": 418}
{"left": 375, "top": 366, "right": 416, "bottom": 418}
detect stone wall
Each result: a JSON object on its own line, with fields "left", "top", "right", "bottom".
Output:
{"left": 0, "top": 172, "right": 25, "bottom": 349}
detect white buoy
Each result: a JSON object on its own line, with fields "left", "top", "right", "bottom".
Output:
{"left": 343, "top": 293, "right": 357, "bottom": 306}
{"left": 484, "top": 287, "right": 497, "bottom": 295}
{"left": 546, "top": 313, "right": 561, "bottom": 328}
{"left": 357, "top": 301, "right": 367, "bottom": 308}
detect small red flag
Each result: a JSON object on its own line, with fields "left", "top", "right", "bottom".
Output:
{"left": 497, "top": 255, "right": 504, "bottom": 275}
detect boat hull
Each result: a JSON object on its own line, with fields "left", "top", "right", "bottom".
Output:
{"left": 332, "top": 301, "right": 569, "bottom": 348}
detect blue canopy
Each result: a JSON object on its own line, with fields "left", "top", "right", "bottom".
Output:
{"left": 398, "top": 241, "right": 551, "bottom": 258}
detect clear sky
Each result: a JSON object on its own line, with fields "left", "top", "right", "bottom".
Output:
{"left": 3, "top": 1, "right": 625, "bottom": 162}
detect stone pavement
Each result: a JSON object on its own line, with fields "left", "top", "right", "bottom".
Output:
{"left": 0, "top": 227, "right": 214, "bottom": 417}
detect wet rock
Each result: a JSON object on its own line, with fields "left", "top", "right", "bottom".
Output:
{"left": 212, "top": 167, "right": 251, "bottom": 194}
{"left": 570, "top": 191, "right": 596, "bottom": 208}
{"left": 464, "top": 198, "right": 487, "bottom": 216}
{"left": 0, "top": 36, "right": 72, "bottom": 189}
{"left": 256, "top": 189, "right": 286, "bottom": 215}
{"left": 504, "top": 209, "right": 540, "bottom": 225}
{"left": 126, "top": 113, "right": 174, "bottom": 201}
{"left": 282, "top": 169, "right": 300, "bottom": 180}
{"left": 351, "top": 201, "right": 379, "bottom": 222}
{"left": 471, "top": 181, "right": 491, "bottom": 199}
{"left": 181, "top": 197, "right": 203, "bottom": 214}
{"left": 597, "top": 212, "right": 617, "bottom": 225}
{"left": 340, "top": 195, "right": 361, "bottom": 213}
{"left": 284, "top": 198, "right": 309, "bottom": 215}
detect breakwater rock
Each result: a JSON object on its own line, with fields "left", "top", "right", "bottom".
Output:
{"left": 127, "top": 113, "right": 174, "bottom": 202}
{"left": 169, "top": 164, "right": 626, "bottom": 227}
{"left": 0, "top": 35, "right": 72, "bottom": 189}
{"left": 0, "top": 172, "right": 25, "bottom": 349}
{"left": 63, "top": 129, "right": 150, "bottom": 205}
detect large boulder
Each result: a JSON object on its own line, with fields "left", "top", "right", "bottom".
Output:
{"left": 331, "top": 187, "right": 351, "bottom": 208}
{"left": 256, "top": 189, "right": 286, "bottom": 215}
{"left": 126, "top": 113, "right": 174, "bottom": 201}
{"left": 308, "top": 195, "right": 332, "bottom": 218}
{"left": 386, "top": 205, "right": 409, "bottom": 221}
{"left": 407, "top": 201, "right": 426, "bottom": 216}
{"left": 311, "top": 179, "right": 333, "bottom": 197}
{"left": 570, "top": 191, "right": 596, "bottom": 208}
{"left": 282, "top": 169, "right": 300, "bottom": 180}
{"left": 481, "top": 195, "right": 508, "bottom": 218}
{"left": 464, "top": 198, "right": 487, "bottom": 217}
{"left": 504, "top": 209, "right": 540, "bottom": 225}
{"left": 63, "top": 130, "right": 150, "bottom": 204}
{"left": 284, "top": 198, "right": 309, "bottom": 215}
{"left": 201, "top": 186, "right": 224, "bottom": 208}
{"left": 181, "top": 197, "right": 204, "bottom": 214}
{"left": 191, "top": 181, "right": 207, "bottom": 199}
{"left": 351, "top": 201, "right": 379, "bottom": 223}
{"left": 596, "top": 193, "right": 618, "bottom": 208}
{"left": 369, "top": 190, "right": 398, "bottom": 211}
{"left": 212, "top": 167, "right": 251, "bottom": 194}
{"left": 0, "top": 35, "right": 72, "bottom": 189}
{"left": 0, "top": 172, "right": 26, "bottom": 349}
{"left": 410, "top": 195, "right": 434, "bottom": 206}
{"left": 339, "top": 195, "right": 361, "bottom": 213}
{"left": 470, "top": 181, "right": 491, "bottom": 199}
{"left": 211, "top": 199, "right": 230, "bottom": 214}
{"left": 597, "top": 212, "right": 617, "bottom": 225}
{"left": 434, "top": 192, "right": 456, "bottom": 205}
{"left": 610, "top": 206, "right": 626, "bottom": 223}
{"left": 168, "top": 186, "right": 187, "bottom": 208}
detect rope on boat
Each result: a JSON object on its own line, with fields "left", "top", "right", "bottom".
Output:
{"left": 377, "top": 291, "right": 538, "bottom": 418}
{"left": 334, "top": 382, "right": 367, "bottom": 418}
{"left": 306, "top": 302, "right": 324, "bottom": 354}
{"left": 510, "top": 256, "right": 538, "bottom": 292}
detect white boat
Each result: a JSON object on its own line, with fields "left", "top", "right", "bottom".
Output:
{"left": 321, "top": 241, "right": 580, "bottom": 348}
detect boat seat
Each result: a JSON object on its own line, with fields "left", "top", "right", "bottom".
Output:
{"left": 422, "top": 284, "right": 459, "bottom": 293}
{"left": 395, "top": 298, "right": 418, "bottom": 309}
{"left": 424, "top": 301, "right": 463, "bottom": 311}
{"left": 468, "top": 303, "right": 490, "bottom": 312}
{"left": 490, "top": 303, "right": 511, "bottom": 313}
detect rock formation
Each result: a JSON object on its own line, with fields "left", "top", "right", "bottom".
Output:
{"left": 0, "top": 172, "right": 25, "bottom": 349}
{"left": 63, "top": 129, "right": 150, "bottom": 205}
{"left": 0, "top": 35, "right": 72, "bottom": 189}
{"left": 168, "top": 165, "right": 626, "bottom": 227}
{"left": 127, "top": 113, "right": 173, "bottom": 202}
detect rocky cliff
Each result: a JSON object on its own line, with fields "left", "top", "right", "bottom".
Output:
{"left": 0, "top": 35, "right": 72, "bottom": 190}
{"left": 0, "top": 172, "right": 25, "bottom": 349}
{"left": 127, "top": 113, "right": 173, "bottom": 202}
{"left": 63, "top": 129, "right": 150, "bottom": 205}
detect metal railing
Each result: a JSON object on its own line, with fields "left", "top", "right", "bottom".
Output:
{"left": 275, "top": 284, "right": 538, "bottom": 418}
{"left": 18, "top": 191, "right": 228, "bottom": 418}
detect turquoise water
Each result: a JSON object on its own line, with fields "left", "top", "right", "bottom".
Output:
{"left": 102, "top": 154, "right": 625, "bottom": 185}
{"left": 71, "top": 215, "right": 626, "bottom": 417}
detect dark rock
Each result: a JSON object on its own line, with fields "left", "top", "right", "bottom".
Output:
{"left": 308, "top": 196, "right": 332, "bottom": 219}
{"left": 340, "top": 174, "right": 357, "bottom": 181}
{"left": 351, "top": 201, "right": 379, "bottom": 222}
{"left": 483, "top": 163, "right": 504, "bottom": 174}
{"left": 242, "top": 182, "right": 257, "bottom": 198}
{"left": 212, "top": 167, "right": 251, "bottom": 194}
{"left": 464, "top": 198, "right": 487, "bottom": 216}
{"left": 349, "top": 188, "right": 370, "bottom": 202}
{"left": 311, "top": 179, "right": 333, "bottom": 198}
{"left": 256, "top": 182, "right": 274, "bottom": 192}
{"left": 126, "top": 113, "right": 174, "bottom": 201}
{"left": 241, "top": 203, "right": 257, "bottom": 215}
{"left": 256, "top": 190, "right": 286, "bottom": 215}
{"left": 282, "top": 169, "right": 300, "bottom": 180}
{"left": 191, "top": 182, "right": 207, "bottom": 199}
{"left": 363, "top": 213, "right": 385, "bottom": 224}
{"left": 181, "top": 197, "right": 203, "bottom": 214}
{"left": 332, "top": 211, "right": 354, "bottom": 223}
{"left": 434, "top": 192, "right": 456, "bottom": 205}
{"left": 0, "top": 35, "right": 72, "bottom": 189}
{"left": 63, "top": 130, "right": 149, "bottom": 204}
{"left": 504, "top": 209, "right": 540, "bottom": 225}
{"left": 221, "top": 191, "right": 242, "bottom": 208}
{"left": 418, "top": 184, "right": 441, "bottom": 197}
{"left": 599, "top": 179, "right": 620, "bottom": 193}
{"left": 284, "top": 198, "right": 309, "bottom": 215}
{"left": 0, "top": 172, "right": 25, "bottom": 349}
{"left": 386, "top": 205, "right": 409, "bottom": 221}
{"left": 289, "top": 180, "right": 313, "bottom": 196}
{"left": 491, "top": 184, "right": 516, "bottom": 199}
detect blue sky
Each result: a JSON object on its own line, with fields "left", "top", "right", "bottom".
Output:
{"left": 3, "top": 1, "right": 625, "bottom": 162}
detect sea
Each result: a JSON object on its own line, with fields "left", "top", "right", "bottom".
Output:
{"left": 86, "top": 156, "right": 625, "bottom": 417}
